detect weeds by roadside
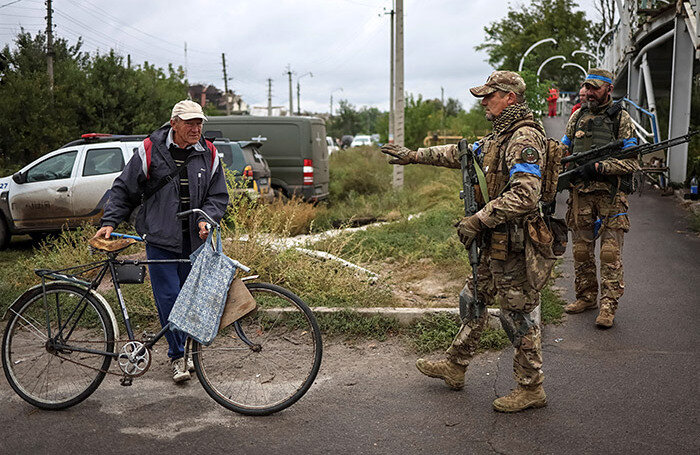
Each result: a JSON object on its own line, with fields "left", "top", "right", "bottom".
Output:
{"left": 688, "top": 212, "right": 700, "bottom": 232}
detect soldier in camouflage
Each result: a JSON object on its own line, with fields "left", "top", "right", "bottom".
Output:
{"left": 561, "top": 68, "right": 640, "bottom": 328}
{"left": 381, "top": 71, "right": 548, "bottom": 413}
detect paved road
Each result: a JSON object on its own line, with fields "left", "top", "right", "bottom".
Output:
{"left": 1, "top": 117, "right": 698, "bottom": 454}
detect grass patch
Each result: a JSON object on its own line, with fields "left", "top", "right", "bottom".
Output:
{"left": 541, "top": 282, "right": 566, "bottom": 324}
{"left": 689, "top": 212, "right": 700, "bottom": 232}
{"left": 315, "top": 309, "right": 401, "bottom": 341}
{"left": 407, "top": 313, "right": 509, "bottom": 354}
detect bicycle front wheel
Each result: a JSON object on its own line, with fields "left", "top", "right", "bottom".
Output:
{"left": 192, "top": 282, "right": 322, "bottom": 415}
{"left": 2, "top": 282, "right": 115, "bottom": 410}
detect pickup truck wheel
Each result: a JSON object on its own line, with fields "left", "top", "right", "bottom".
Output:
{"left": 0, "top": 216, "right": 10, "bottom": 250}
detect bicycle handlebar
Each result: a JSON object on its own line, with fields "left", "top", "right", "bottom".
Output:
{"left": 176, "top": 208, "right": 220, "bottom": 229}
{"left": 110, "top": 233, "right": 144, "bottom": 241}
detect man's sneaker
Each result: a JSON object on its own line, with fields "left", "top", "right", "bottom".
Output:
{"left": 564, "top": 299, "right": 598, "bottom": 314}
{"left": 492, "top": 385, "right": 547, "bottom": 413}
{"left": 171, "top": 358, "right": 191, "bottom": 383}
{"left": 186, "top": 357, "right": 195, "bottom": 373}
{"left": 415, "top": 358, "right": 466, "bottom": 390}
{"left": 595, "top": 306, "right": 615, "bottom": 328}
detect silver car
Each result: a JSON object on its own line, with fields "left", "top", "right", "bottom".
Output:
{"left": 0, "top": 134, "right": 146, "bottom": 248}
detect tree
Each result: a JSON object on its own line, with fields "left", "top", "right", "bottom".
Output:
{"left": 0, "top": 30, "right": 188, "bottom": 171}
{"left": 476, "top": 0, "right": 597, "bottom": 91}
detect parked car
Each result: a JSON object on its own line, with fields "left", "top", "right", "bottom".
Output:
{"left": 0, "top": 133, "right": 147, "bottom": 248}
{"left": 204, "top": 116, "right": 329, "bottom": 201}
{"left": 326, "top": 136, "right": 339, "bottom": 155}
{"left": 350, "top": 134, "right": 373, "bottom": 148}
{"left": 213, "top": 138, "right": 274, "bottom": 202}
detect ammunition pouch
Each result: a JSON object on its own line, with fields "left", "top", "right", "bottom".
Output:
{"left": 498, "top": 310, "right": 535, "bottom": 348}
{"left": 490, "top": 225, "right": 508, "bottom": 261}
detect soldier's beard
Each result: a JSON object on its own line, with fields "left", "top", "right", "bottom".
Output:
{"left": 582, "top": 93, "right": 608, "bottom": 110}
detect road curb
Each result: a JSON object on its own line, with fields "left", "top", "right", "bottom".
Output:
{"left": 306, "top": 305, "right": 542, "bottom": 329}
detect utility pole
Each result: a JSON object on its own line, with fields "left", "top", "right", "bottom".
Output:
{"left": 296, "top": 72, "right": 312, "bottom": 115}
{"left": 286, "top": 64, "right": 294, "bottom": 116}
{"left": 267, "top": 78, "right": 273, "bottom": 116}
{"left": 221, "top": 53, "right": 231, "bottom": 115}
{"left": 393, "top": 0, "right": 404, "bottom": 188}
{"left": 441, "top": 86, "right": 445, "bottom": 130}
{"left": 385, "top": 5, "right": 395, "bottom": 144}
{"left": 46, "top": 0, "right": 54, "bottom": 91}
{"left": 127, "top": 54, "right": 131, "bottom": 69}
{"left": 184, "top": 42, "right": 188, "bottom": 80}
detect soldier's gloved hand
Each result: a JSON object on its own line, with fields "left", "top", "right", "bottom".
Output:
{"left": 455, "top": 215, "right": 483, "bottom": 248}
{"left": 380, "top": 144, "right": 415, "bottom": 165}
{"left": 577, "top": 162, "right": 600, "bottom": 181}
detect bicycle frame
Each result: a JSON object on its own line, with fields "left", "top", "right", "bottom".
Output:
{"left": 35, "top": 248, "right": 257, "bottom": 362}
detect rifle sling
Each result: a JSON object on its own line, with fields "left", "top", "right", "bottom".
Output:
{"left": 473, "top": 154, "right": 489, "bottom": 204}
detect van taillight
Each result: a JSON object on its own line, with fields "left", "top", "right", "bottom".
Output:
{"left": 243, "top": 165, "right": 253, "bottom": 178}
{"left": 303, "top": 159, "right": 313, "bottom": 185}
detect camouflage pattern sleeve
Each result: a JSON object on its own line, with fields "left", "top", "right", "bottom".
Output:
{"left": 476, "top": 127, "right": 545, "bottom": 228}
{"left": 412, "top": 144, "right": 461, "bottom": 169}
{"left": 600, "top": 110, "right": 641, "bottom": 175}
{"left": 561, "top": 109, "right": 581, "bottom": 150}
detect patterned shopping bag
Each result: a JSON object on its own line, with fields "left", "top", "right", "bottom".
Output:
{"left": 168, "top": 228, "right": 237, "bottom": 345}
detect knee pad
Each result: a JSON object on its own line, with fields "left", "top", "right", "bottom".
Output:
{"left": 497, "top": 310, "right": 535, "bottom": 348}
{"left": 600, "top": 242, "right": 618, "bottom": 264}
{"left": 573, "top": 242, "right": 591, "bottom": 263}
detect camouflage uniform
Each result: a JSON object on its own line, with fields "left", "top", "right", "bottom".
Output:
{"left": 562, "top": 73, "right": 640, "bottom": 320}
{"left": 408, "top": 98, "right": 547, "bottom": 390}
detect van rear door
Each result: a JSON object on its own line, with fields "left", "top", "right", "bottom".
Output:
{"left": 310, "top": 122, "right": 329, "bottom": 199}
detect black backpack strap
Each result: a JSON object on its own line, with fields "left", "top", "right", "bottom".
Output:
{"left": 606, "top": 102, "right": 623, "bottom": 138}
{"left": 141, "top": 153, "right": 195, "bottom": 203}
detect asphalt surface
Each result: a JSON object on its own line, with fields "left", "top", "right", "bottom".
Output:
{"left": 1, "top": 117, "right": 698, "bottom": 454}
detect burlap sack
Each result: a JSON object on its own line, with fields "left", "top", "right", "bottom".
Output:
{"left": 524, "top": 214, "right": 556, "bottom": 291}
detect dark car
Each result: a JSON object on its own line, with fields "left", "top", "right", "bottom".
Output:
{"left": 213, "top": 138, "right": 274, "bottom": 202}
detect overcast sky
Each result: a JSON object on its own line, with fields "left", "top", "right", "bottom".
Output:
{"left": 0, "top": 0, "right": 600, "bottom": 113}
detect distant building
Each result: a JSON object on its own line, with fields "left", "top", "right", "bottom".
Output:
{"left": 250, "top": 106, "right": 288, "bottom": 116}
{"left": 188, "top": 84, "right": 248, "bottom": 114}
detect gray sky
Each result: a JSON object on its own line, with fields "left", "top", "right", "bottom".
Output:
{"left": 0, "top": 0, "right": 600, "bottom": 113}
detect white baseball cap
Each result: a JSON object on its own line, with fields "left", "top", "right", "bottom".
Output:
{"left": 171, "top": 100, "right": 207, "bottom": 121}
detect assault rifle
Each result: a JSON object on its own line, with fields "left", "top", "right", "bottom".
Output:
{"left": 557, "top": 131, "right": 698, "bottom": 191}
{"left": 457, "top": 139, "right": 485, "bottom": 323}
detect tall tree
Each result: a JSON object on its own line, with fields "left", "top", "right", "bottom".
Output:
{"left": 476, "top": 0, "right": 597, "bottom": 90}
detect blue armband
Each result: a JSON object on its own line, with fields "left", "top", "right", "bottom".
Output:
{"left": 472, "top": 141, "right": 482, "bottom": 156}
{"left": 622, "top": 138, "right": 638, "bottom": 149}
{"left": 509, "top": 163, "right": 541, "bottom": 178}
{"left": 561, "top": 135, "right": 571, "bottom": 147}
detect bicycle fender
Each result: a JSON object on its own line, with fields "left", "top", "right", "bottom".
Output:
{"left": 3, "top": 282, "right": 120, "bottom": 341}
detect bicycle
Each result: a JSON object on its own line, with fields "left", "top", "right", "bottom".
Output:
{"left": 1, "top": 209, "right": 322, "bottom": 416}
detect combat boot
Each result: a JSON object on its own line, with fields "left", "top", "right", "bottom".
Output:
{"left": 564, "top": 299, "right": 597, "bottom": 314}
{"left": 492, "top": 385, "right": 547, "bottom": 413}
{"left": 595, "top": 305, "right": 615, "bottom": 328}
{"left": 415, "top": 358, "right": 466, "bottom": 390}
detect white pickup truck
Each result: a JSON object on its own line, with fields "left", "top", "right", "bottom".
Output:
{"left": 0, "top": 134, "right": 146, "bottom": 248}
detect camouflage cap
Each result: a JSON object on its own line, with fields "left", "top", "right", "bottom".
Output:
{"left": 470, "top": 71, "right": 526, "bottom": 97}
{"left": 582, "top": 68, "right": 614, "bottom": 88}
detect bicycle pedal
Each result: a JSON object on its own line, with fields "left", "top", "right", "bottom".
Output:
{"left": 120, "top": 376, "right": 133, "bottom": 387}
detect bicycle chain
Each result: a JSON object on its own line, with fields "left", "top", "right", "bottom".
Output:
{"left": 51, "top": 337, "right": 148, "bottom": 377}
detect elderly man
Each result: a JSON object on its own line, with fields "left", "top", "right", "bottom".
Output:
{"left": 95, "top": 100, "right": 229, "bottom": 382}
{"left": 381, "top": 71, "right": 548, "bottom": 412}
{"left": 561, "top": 69, "right": 640, "bottom": 328}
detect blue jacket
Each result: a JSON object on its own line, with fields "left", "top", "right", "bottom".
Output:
{"left": 101, "top": 125, "right": 229, "bottom": 254}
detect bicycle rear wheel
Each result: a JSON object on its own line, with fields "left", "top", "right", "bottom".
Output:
{"left": 192, "top": 282, "right": 322, "bottom": 415}
{"left": 2, "top": 282, "right": 115, "bottom": 410}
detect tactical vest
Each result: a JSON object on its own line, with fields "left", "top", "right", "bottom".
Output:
{"left": 570, "top": 103, "right": 634, "bottom": 194}
{"left": 479, "top": 119, "right": 547, "bottom": 203}
{"left": 571, "top": 103, "right": 621, "bottom": 155}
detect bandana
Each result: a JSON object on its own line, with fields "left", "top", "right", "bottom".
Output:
{"left": 492, "top": 102, "right": 532, "bottom": 135}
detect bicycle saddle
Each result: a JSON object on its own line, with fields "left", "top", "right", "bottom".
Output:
{"left": 89, "top": 236, "right": 137, "bottom": 253}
